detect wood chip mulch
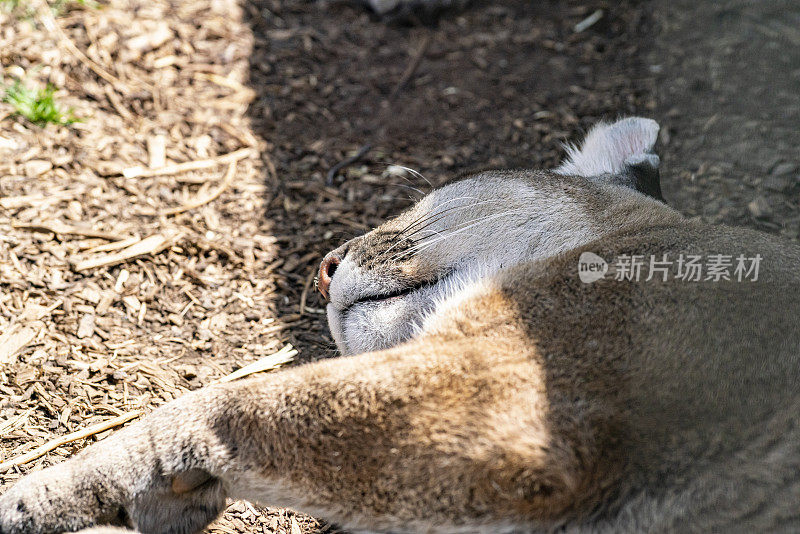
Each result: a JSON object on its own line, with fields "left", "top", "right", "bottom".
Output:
{"left": 0, "top": 0, "right": 655, "bottom": 532}
{"left": 0, "top": 0, "right": 329, "bottom": 531}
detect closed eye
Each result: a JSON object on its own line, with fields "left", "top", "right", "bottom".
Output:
{"left": 347, "top": 269, "right": 454, "bottom": 310}
{"left": 350, "top": 283, "right": 425, "bottom": 306}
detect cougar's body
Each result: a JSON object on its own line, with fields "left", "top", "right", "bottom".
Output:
{"left": 2, "top": 118, "right": 799, "bottom": 534}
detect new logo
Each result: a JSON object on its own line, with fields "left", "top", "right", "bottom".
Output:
{"left": 578, "top": 252, "right": 608, "bottom": 283}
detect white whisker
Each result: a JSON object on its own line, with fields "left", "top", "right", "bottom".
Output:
{"left": 398, "top": 208, "right": 529, "bottom": 261}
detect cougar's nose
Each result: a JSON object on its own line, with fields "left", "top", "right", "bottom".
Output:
{"left": 317, "top": 252, "right": 341, "bottom": 301}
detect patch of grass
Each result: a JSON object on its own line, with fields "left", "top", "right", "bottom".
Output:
{"left": 0, "top": 0, "right": 24, "bottom": 12}
{"left": 0, "top": 0, "right": 98, "bottom": 17}
{"left": 2, "top": 80, "right": 80, "bottom": 126}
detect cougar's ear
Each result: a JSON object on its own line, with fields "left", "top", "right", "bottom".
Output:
{"left": 556, "top": 117, "right": 664, "bottom": 201}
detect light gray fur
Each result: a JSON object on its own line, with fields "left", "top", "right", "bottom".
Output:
{"left": 556, "top": 117, "right": 660, "bottom": 177}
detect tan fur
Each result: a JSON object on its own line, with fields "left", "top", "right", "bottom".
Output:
{"left": 2, "top": 118, "right": 799, "bottom": 534}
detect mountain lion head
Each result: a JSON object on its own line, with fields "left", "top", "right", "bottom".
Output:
{"left": 318, "top": 117, "right": 676, "bottom": 355}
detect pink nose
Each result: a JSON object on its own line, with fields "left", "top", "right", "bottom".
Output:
{"left": 317, "top": 253, "right": 341, "bottom": 301}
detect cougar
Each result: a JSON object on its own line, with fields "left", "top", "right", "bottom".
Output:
{"left": 2, "top": 118, "right": 799, "bottom": 534}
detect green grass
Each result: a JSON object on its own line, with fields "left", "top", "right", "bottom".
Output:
{"left": 1, "top": 0, "right": 98, "bottom": 17}
{"left": 0, "top": 0, "right": 24, "bottom": 12}
{"left": 2, "top": 80, "right": 80, "bottom": 126}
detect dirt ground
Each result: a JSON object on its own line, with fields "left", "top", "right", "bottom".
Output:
{"left": 653, "top": 0, "right": 800, "bottom": 236}
{"left": 0, "top": 0, "right": 797, "bottom": 533}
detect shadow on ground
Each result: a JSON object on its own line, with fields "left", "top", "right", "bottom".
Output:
{"left": 653, "top": 0, "right": 800, "bottom": 238}
{"left": 242, "top": 0, "right": 654, "bottom": 361}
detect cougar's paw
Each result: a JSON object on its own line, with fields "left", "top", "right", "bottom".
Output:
{"left": 126, "top": 469, "right": 226, "bottom": 534}
{"left": 1, "top": 463, "right": 226, "bottom": 534}
{"left": 0, "top": 462, "right": 125, "bottom": 534}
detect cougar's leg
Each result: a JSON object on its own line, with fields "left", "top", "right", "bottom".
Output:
{"left": 1, "top": 336, "right": 604, "bottom": 534}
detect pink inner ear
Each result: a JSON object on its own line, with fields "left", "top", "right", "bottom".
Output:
{"left": 556, "top": 117, "right": 660, "bottom": 178}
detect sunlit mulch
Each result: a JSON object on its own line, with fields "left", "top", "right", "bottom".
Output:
{"left": 0, "top": 0, "right": 329, "bottom": 530}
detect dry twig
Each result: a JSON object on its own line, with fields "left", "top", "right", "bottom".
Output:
{"left": 13, "top": 222, "right": 132, "bottom": 241}
{"left": 389, "top": 34, "right": 431, "bottom": 99}
{"left": 161, "top": 161, "right": 237, "bottom": 216}
{"left": 0, "top": 411, "right": 141, "bottom": 472}
{"left": 326, "top": 144, "right": 371, "bottom": 186}
{"left": 215, "top": 345, "right": 297, "bottom": 384}
{"left": 73, "top": 231, "right": 183, "bottom": 271}
{"left": 0, "top": 192, "right": 77, "bottom": 210}
{"left": 299, "top": 270, "right": 316, "bottom": 315}
{"left": 122, "top": 148, "right": 254, "bottom": 179}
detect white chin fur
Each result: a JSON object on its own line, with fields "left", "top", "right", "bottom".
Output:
{"left": 330, "top": 265, "right": 497, "bottom": 355}
{"left": 328, "top": 295, "right": 420, "bottom": 356}
{"left": 326, "top": 302, "right": 347, "bottom": 354}
{"left": 345, "top": 296, "right": 421, "bottom": 355}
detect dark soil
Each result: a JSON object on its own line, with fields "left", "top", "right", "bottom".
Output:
{"left": 248, "top": 0, "right": 657, "bottom": 361}
{"left": 652, "top": 0, "right": 800, "bottom": 238}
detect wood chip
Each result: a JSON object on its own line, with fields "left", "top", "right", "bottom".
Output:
{"left": 0, "top": 325, "right": 37, "bottom": 365}
{"left": 161, "top": 161, "right": 237, "bottom": 216}
{"left": 73, "top": 231, "right": 183, "bottom": 271}
{"left": 24, "top": 159, "right": 53, "bottom": 177}
{"left": 125, "top": 23, "right": 174, "bottom": 54}
{"left": 147, "top": 134, "right": 167, "bottom": 169}
{"left": 574, "top": 9, "right": 604, "bottom": 33}
{"left": 122, "top": 295, "right": 142, "bottom": 312}
{"left": 77, "top": 314, "right": 96, "bottom": 338}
